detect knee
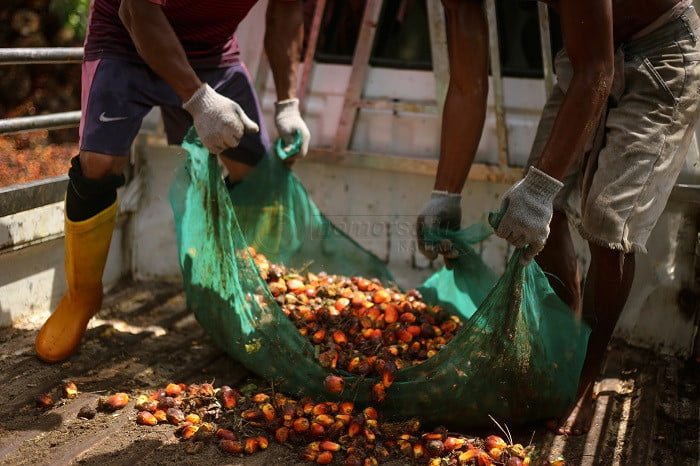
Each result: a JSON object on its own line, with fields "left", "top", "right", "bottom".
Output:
{"left": 79, "top": 151, "right": 127, "bottom": 179}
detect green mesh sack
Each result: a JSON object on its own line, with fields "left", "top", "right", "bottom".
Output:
{"left": 169, "top": 130, "right": 591, "bottom": 429}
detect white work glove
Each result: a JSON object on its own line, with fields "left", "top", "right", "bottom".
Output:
{"left": 492, "top": 166, "right": 563, "bottom": 266}
{"left": 182, "top": 83, "right": 259, "bottom": 155}
{"left": 274, "top": 98, "right": 311, "bottom": 158}
{"left": 416, "top": 191, "right": 461, "bottom": 268}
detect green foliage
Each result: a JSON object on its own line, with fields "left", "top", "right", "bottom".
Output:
{"left": 50, "top": 0, "right": 90, "bottom": 41}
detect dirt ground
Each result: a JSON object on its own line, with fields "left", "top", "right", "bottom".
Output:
{"left": 0, "top": 280, "right": 697, "bottom": 466}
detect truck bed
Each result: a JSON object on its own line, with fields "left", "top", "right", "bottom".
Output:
{"left": 0, "top": 281, "right": 697, "bottom": 466}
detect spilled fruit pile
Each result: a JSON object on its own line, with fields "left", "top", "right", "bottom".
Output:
{"left": 250, "top": 248, "right": 463, "bottom": 403}
{"left": 124, "top": 380, "right": 561, "bottom": 465}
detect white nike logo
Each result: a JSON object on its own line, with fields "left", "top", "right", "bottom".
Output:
{"left": 99, "top": 112, "right": 128, "bottom": 122}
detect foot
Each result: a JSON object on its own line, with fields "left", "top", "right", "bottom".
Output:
{"left": 547, "top": 386, "right": 596, "bottom": 436}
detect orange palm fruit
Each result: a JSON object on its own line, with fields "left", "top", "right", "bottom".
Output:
{"left": 136, "top": 411, "right": 158, "bottom": 426}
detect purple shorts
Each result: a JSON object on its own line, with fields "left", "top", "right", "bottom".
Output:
{"left": 80, "top": 58, "right": 270, "bottom": 165}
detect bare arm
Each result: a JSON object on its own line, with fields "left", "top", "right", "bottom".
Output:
{"left": 433, "top": 0, "right": 489, "bottom": 193}
{"left": 119, "top": 0, "right": 201, "bottom": 102}
{"left": 265, "top": 0, "right": 304, "bottom": 101}
{"left": 535, "top": 0, "right": 615, "bottom": 179}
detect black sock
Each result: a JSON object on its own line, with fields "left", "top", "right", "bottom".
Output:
{"left": 65, "top": 155, "right": 125, "bottom": 222}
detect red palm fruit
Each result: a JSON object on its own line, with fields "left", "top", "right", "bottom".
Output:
{"left": 413, "top": 443, "right": 425, "bottom": 459}
{"left": 244, "top": 437, "right": 259, "bottom": 454}
{"left": 399, "top": 312, "right": 416, "bottom": 323}
{"left": 314, "top": 414, "right": 334, "bottom": 427}
{"left": 441, "top": 319, "right": 458, "bottom": 334}
{"left": 324, "top": 375, "right": 345, "bottom": 393}
{"left": 351, "top": 292, "right": 366, "bottom": 307}
{"left": 320, "top": 440, "right": 341, "bottom": 452}
{"left": 347, "top": 416, "right": 364, "bottom": 437}
{"left": 241, "top": 408, "right": 262, "bottom": 421}
{"left": 220, "top": 439, "right": 244, "bottom": 454}
{"left": 164, "top": 383, "right": 182, "bottom": 397}
{"left": 485, "top": 435, "right": 508, "bottom": 450}
{"left": 366, "top": 307, "right": 381, "bottom": 321}
{"left": 105, "top": 393, "right": 130, "bottom": 411}
{"left": 310, "top": 422, "right": 326, "bottom": 438}
{"left": 339, "top": 401, "right": 354, "bottom": 415}
{"left": 316, "top": 451, "right": 333, "bottom": 464}
{"left": 382, "top": 361, "right": 398, "bottom": 388}
{"left": 153, "top": 409, "right": 167, "bottom": 423}
{"left": 335, "top": 414, "right": 352, "bottom": 425}
{"left": 275, "top": 426, "right": 289, "bottom": 443}
{"left": 257, "top": 436, "right": 269, "bottom": 450}
{"left": 406, "top": 325, "right": 422, "bottom": 338}
{"left": 312, "top": 329, "right": 326, "bottom": 344}
{"left": 185, "top": 413, "right": 201, "bottom": 425}
{"left": 293, "top": 417, "right": 310, "bottom": 433}
{"left": 180, "top": 425, "right": 199, "bottom": 440}
{"left": 199, "top": 383, "right": 215, "bottom": 397}
{"left": 216, "top": 428, "right": 237, "bottom": 441}
{"left": 396, "top": 329, "right": 413, "bottom": 343}
{"left": 425, "top": 439, "right": 445, "bottom": 457}
{"left": 372, "top": 289, "right": 391, "bottom": 304}
{"left": 312, "top": 403, "right": 329, "bottom": 416}
{"left": 477, "top": 450, "right": 494, "bottom": 466}
{"left": 36, "top": 394, "right": 53, "bottom": 409}
{"left": 443, "top": 436, "right": 466, "bottom": 451}
{"left": 166, "top": 407, "right": 185, "bottom": 425}
{"left": 217, "top": 386, "right": 238, "bottom": 409}
{"left": 260, "top": 402, "right": 276, "bottom": 422}
{"left": 252, "top": 393, "right": 270, "bottom": 403}
{"left": 383, "top": 304, "right": 399, "bottom": 323}
{"left": 335, "top": 297, "right": 350, "bottom": 312}
{"left": 305, "top": 285, "right": 317, "bottom": 298}
{"left": 363, "top": 427, "right": 376, "bottom": 442}
{"left": 136, "top": 411, "right": 158, "bottom": 426}
{"left": 489, "top": 447, "right": 504, "bottom": 460}
{"left": 299, "top": 448, "right": 318, "bottom": 462}
{"left": 356, "top": 278, "right": 372, "bottom": 291}
{"left": 332, "top": 330, "right": 348, "bottom": 346}
{"left": 362, "top": 406, "right": 378, "bottom": 420}
{"left": 286, "top": 278, "right": 305, "bottom": 293}
{"left": 346, "top": 357, "right": 361, "bottom": 373}
{"left": 62, "top": 380, "right": 78, "bottom": 399}
{"left": 507, "top": 458, "right": 524, "bottom": 466}
{"left": 326, "top": 401, "right": 339, "bottom": 413}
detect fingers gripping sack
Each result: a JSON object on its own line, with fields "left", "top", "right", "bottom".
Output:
{"left": 274, "top": 98, "right": 311, "bottom": 158}
{"left": 493, "top": 166, "right": 563, "bottom": 265}
{"left": 416, "top": 191, "right": 462, "bottom": 262}
{"left": 183, "top": 83, "right": 259, "bottom": 155}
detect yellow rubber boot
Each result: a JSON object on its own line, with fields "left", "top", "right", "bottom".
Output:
{"left": 35, "top": 200, "right": 118, "bottom": 363}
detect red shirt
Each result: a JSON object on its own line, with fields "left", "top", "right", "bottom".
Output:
{"left": 83, "top": 0, "right": 259, "bottom": 67}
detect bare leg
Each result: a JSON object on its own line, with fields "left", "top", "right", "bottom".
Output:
{"left": 534, "top": 211, "right": 582, "bottom": 314}
{"left": 556, "top": 243, "right": 635, "bottom": 435}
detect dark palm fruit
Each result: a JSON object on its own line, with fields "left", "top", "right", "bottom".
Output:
{"left": 216, "top": 428, "right": 237, "bottom": 441}
{"left": 217, "top": 386, "right": 238, "bottom": 409}
{"left": 323, "top": 375, "right": 345, "bottom": 393}
{"left": 220, "top": 439, "right": 244, "bottom": 454}
{"left": 166, "top": 407, "right": 185, "bottom": 425}
{"left": 36, "top": 394, "right": 53, "bottom": 409}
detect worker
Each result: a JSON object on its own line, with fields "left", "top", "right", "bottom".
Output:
{"left": 35, "top": 0, "right": 310, "bottom": 363}
{"left": 417, "top": 0, "right": 700, "bottom": 435}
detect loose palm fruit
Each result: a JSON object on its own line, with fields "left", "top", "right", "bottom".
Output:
{"left": 216, "top": 386, "right": 238, "bottom": 409}
{"left": 320, "top": 440, "right": 341, "bottom": 452}
{"left": 153, "top": 409, "right": 167, "bottom": 423}
{"left": 257, "top": 436, "right": 269, "bottom": 450}
{"left": 137, "top": 411, "right": 158, "bottom": 426}
{"left": 166, "top": 407, "right": 185, "bottom": 425}
{"left": 261, "top": 402, "right": 276, "bottom": 422}
{"left": 220, "top": 439, "right": 244, "bottom": 454}
{"left": 293, "top": 417, "right": 310, "bottom": 433}
{"left": 62, "top": 380, "right": 78, "bottom": 399}
{"left": 100, "top": 393, "right": 129, "bottom": 411}
{"left": 180, "top": 424, "right": 199, "bottom": 440}
{"left": 252, "top": 393, "right": 270, "bottom": 403}
{"left": 324, "top": 375, "right": 345, "bottom": 393}
{"left": 164, "top": 383, "right": 182, "bottom": 397}
{"left": 275, "top": 426, "right": 289, "bottom": 443}
{"left": 243, "top": 437, "right": 259, "bottom": 454}
{"left": 485, "top": 435, "right": 507, "bottom": 451}
{"left": 36, "top": 394, "right": 53, "bottom": 409}
{"left": 216, "top": 428, "right": 237, "bottom": 441}
{"left": 316, "top": 451, "right": 333, "bottom": 464}
{"left": 371, "top": 383, "right": 386, "bottom": 403}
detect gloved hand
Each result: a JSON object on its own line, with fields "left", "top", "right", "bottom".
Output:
{"left": 492, "top": 166, "right": 563, "bottom": 265}
{"left": 274, "top": 98, "right": 311, "bottom": 160}
{"left": 183, "top": 83, "right": 259, "bottom": 155}
{"left": 416, "top": 191, "right": 462, "bottom": 268}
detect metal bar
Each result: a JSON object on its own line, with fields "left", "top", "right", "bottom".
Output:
{"left": 0, "top": 175, "right": 68, "bottom": 218}
{"left": 0, "top": 111, "right": 81, "bottom": 135}
{"left": 426, "top": 0, "right": 449, "bottom": 114}
{"left": 333, "top": 0, "right": 383, "bottom": 151}
{"left": 306, "top": 148, "right": 522, "bottom": 183}
{"left": 537, "top": 3, "right": 555, "bottom": 97}
{"left": 358, "top": 98, "right": 438, "bottom": 114}
{"left": 297, "top": 0, "right": 327, "bottom": 105}
{"left": 0, "top": 47, "right": 83, "bottom": 65}
{"left": 484, "top": 0, "right": 509, "bottom": 169}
